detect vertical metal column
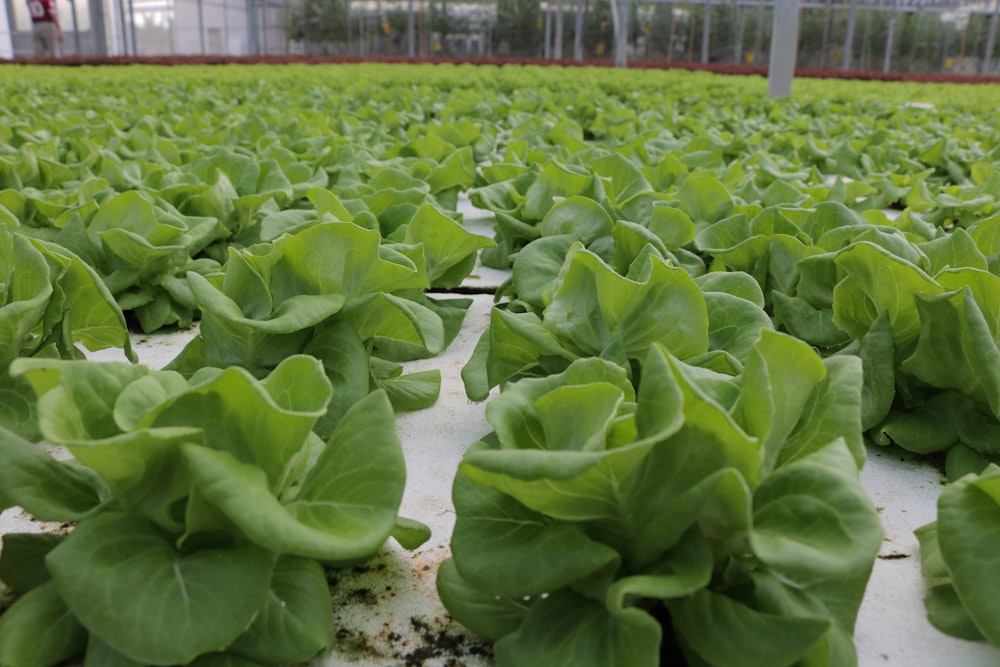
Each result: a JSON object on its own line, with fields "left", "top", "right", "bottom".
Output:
{"left": 843, "top": 0, "right": 856, "bottom": 70}
{"left": 89, "top": 0, "right": 107, "bottom": 54}
{"left": 573, "top": 0, "right": 584, "bottom": 60}
{"left": 700, "top": 0, "right": 710, "bottom": 63}
{"left": 752, "top": 0, "right": 765, "bottom": 64}
{"left": 767, "top": 0, "right": 800, "bottom": 98}
{"left": 116, "top": 0, "right": 128, "bottom": 54}
{"left": 555, "top": 0, "right": 563, "bottom": 59}
{"left": 261, "top": 0, "right": 268, "bottom": 54}
{"left": 407, "top": 0, "right": 414, "bottom": 56}
{"left": 984, "top": 0, "right": 999, "bottom": 75}
{"left": 127, "top": 0, "right": 136, "bottom": 54}
{"left": 197, "top": 0, "right": 205, "bottom": 53}
{"left": 732, "top": 0, "right": 743, "bottom": 64}
{"left": 69, "top": 0, "right": 81, "bottom": 54}
{"left": 667, "top": 0, "right": 677, "bottom": 62}
{"left": 609, "top": 0, "right": 629, "bottom": 66}
{"left": 543, "top": 2, "right": 551, "bottom": 58}
{"left": 883, "top": 0, "right": 897, "bottom": 73}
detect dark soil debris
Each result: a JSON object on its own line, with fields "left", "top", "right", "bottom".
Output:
{"left": 401, "top": 616, "right": 492, "bottom": 666}
{"left": 347, "top": 588, "right": 378, "bottom": 605}
{"left": 334, "top": 627, "right": 385, "bottom": 658}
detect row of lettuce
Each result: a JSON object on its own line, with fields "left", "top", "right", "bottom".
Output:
{"left": 0, "top": 64, "right": 999, "bottom": 666}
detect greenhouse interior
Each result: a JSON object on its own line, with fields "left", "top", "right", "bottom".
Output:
{"left": 3, "top": 0, "right": 1000, "bottom": 661}
{"left": 0, "top": 0, "right": 997, "bottom": 73}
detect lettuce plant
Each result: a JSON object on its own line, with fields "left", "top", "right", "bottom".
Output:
{"left": 170, "top": 218, "right": 483, "bottom": 436}
{"left": 0, "top": 354, "right": 428, "bottom": 666}
{"left": 915, "top": 465, "right": 1000, "bottom": 648}
{"left": 0, "top": 224, "right": 133, "bottom": 440}
{"left": 441, "top": 331, "right": 880, "bottom": 666}
{"left": 462, "top": 244, "right": 772, "bottom": 401}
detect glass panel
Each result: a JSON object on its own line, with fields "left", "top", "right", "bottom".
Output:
{"left": 133, "top": 0, "right": 174, "bottom": 54}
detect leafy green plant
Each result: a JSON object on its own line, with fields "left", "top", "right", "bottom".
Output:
{"left": 441, "top": 331, "right": 880, "bottom": 666}
{"left": 462, "top": 244, "right": 772, "bottom": 401}
{"left": 168, "top": 217, "right": 485, "bottom": 436}
{"left": 915, "top": 464, "right": 1000, "bottom": 647}
{"left": 0, "top": 224, "right": 133, "bottom": 440}
{"left": 0, "top": 354, "right": 428, "bottom": 666}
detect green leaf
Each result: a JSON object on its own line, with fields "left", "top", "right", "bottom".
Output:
{"left": 647, "top": 204, "right": 696, "bottom": 248}
{"left": 703, "top": 292, "right": 773, "bottom": 363}
{"left": 30, "top": 238, "right": 135, "bottom": 361}
{"left": 669, "top": 589, "right": 830, "bottom": 667}
{"left": 934, "top": 466, "right": 1000, "bottom": 645}
{"left": 189, "top": 271, "right": 345, "bottom": 371}
{"left": 494, "top": 590, "right": 660, "bottom": 667}
{"left": 833, "top": 242, "right": 944, "bottom": 345}
{"left": 83, "top": 636, "right": 146, "bottom": 667}
{"left": 66, "top": 427, "right": 201, "bottom": 531}
{"left": 539, "top": 196, "right": 614, "bottom": 244}
{"left": 751, "top": 438, "right": 882, "bottom": 583}
{"left": 915, "top": 522, "right": 986, "bottom": 641}
{"left": 901, "top": 288, "right": 1000, "bottom": 419}
{"left": 858, "top": 310, "right": 896, "bottom": 431}
{"left": 45, "top": 513, "right": 275, "bottom": 665}
{"left": 0, "top": 426, "right": 105, "bottom": 521}
{"left": 436, "top": 558, "right": 529, "bottom": 641}
{"left": 695, "top": 271, "right": 765, "bottom": 308}
{"left": 229, "top": 557, "right": 335, "bottom": 664}
{"left": 0, "top": 533, "right": 64, "bottom": 594}
{"left": 543, "top": 249, "right": 709, "bottom": 361}
{"left": 146, "top": 356, "right": 331, "bottom": 492}
{"left": 735, "top": 330, "right": 828, "bottom": 475}
{"left": 343, "top": 291, "right": 445, "bottom": 355}
{"left": 391, "top": 516, "right": 432, "bottom": 550}
{"left": 402, "top": 202, "right": 492, "bottom": 288}
{"left": 449, "top": 467, "right": 619, "bottom": 597}
{"left": 12, "top": 358, "right": 149, "bottom": 443}
{"left": 271, "top": 220, "right": 428, "bottom": 300}
{"left": 606, "top": 527, "right": 714, "bottom": 610}
{"left": 376, "top": 368, "right": 441, "bottom": 412}
{"left": 779, "top": 355, "right": 866, "bottom": 468}
{"left": 679, "top": 173, "right": 733, "bottom": 225}
{"left": 521, "top": 160, "right": 595, "bottom": 221}
{"left": 511, "top": 236, "right": 576, "bottom": 309}
{"left": 0, "top": 581, "right": 87, "bottom": 667}
{"left": 183, "top": 392, "right": 406, "bottom": 562}
{"left": 873, "top": 392, "right": 961, "bottom": 454}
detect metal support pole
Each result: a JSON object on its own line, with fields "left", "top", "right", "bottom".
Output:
{"left": 732, "top": 0, "right": 743, "bottom": 64}
{"left": 197, "top": 0, "right": 205, "bottom": 53}
{"left": 573, "top": 0, "right": 584, "bottom": 60}
{"left": 69, "top": 0, "right": 80, "bottom": 54}
{"left": 407, "top": 0, "right": 415, "bottom": 56}
{"left": 555, "top": 0, "right": 563, "bottom": 59}
{"left": 116, "top": 0, "right": 128, "bottom": 54}
{"left": 667, "top": 0, "right": 677, "bottom": 62}
{"left": 908, "top": 12, "right": 921, "bottom": 72}
{"left": 610, "top": 0, "right": 629, "bottom": 66}
{"left": 542, "top": 3, "right": 552, "bottom": 60}
{"left": 767, "top": 0, "right": 800, "bottom": 98}
{"left": 984, "top": 0, "right": 1000, "bottom": 75}
{"left": 127, "top": 0, "right": 136, "bottom": 54}
{"left": 752, "top": 0, "right": 764, "bottom": 63}
{"left": 883, "top": 0, "right": 897, "bottom": 73}
{"left": 843, "top": 0, "right": 856, "bottom": 70}
{"left": 700, "top": 0, "right": 710, "bottom": 63}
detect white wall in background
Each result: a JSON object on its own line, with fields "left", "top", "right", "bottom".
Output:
{"left": 0, "top": 0, "right": 13, "bottom": 59}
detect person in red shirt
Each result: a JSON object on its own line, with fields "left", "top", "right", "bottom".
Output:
{"left": 26, "top": 0, "right": 63, "bottom": 57}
